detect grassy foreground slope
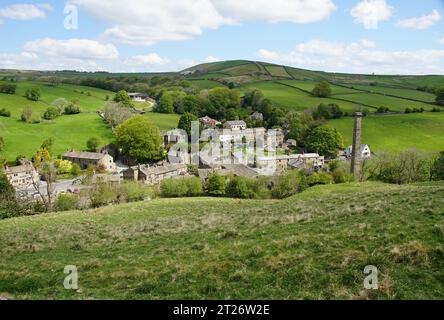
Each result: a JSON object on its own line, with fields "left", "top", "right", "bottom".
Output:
{"left": 329, "top": 112, "right": 444, "bottom": 152}
{"left": 0, "top": 182, "right": 443, "bottom": 300}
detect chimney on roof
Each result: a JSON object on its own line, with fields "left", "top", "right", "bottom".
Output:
{"left": 351, "top": 112, "right": 363, "bottom": 177}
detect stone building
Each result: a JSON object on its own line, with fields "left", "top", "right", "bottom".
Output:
{"left": 63, "top": 151, "right": 116, "bottom": 172}
{"left": 4, "top": 160, "right": 39, "bottom": 189}
{"left": 123, "top": 164, "right": 188, "bottom": 185}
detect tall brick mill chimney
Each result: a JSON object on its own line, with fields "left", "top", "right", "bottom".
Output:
{"left": 351, "top": 112, "right": 363, "bottom": 177}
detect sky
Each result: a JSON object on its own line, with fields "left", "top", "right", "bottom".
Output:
{"left": 0, "top": 0, "right": 443, "bottom": 74}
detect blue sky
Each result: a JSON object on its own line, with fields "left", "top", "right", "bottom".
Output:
{"left": 0, "top": 0, "right": 443, "bottom": 74}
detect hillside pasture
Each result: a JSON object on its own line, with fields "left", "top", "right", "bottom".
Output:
{"left": 241, "top": 81, "right": 359, "bottom": 112}
{"left": 0, "top": 113, "right": 113, "bottom": 160}
{"left": 329, "top": 112, "right": 444, "bottom": 152}
{"left": 0, "top": 182, "right": 443, "bottom": 299}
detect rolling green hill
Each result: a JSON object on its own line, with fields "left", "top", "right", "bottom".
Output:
{"left": 0, "top": 82, "right": 179, "bottom": 161}
{"left": 0, "top": 182, "right": 443, "bottom": 299}
{"left": 329, "top": 112, "right": 444, "bottom": 152}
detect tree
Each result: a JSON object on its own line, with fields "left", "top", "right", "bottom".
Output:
{"left": 0, "top": 172, "right": 14, "bottom": 199}
{"left": 71, "top": 163, "right": 81, "bottom": 176}
{"left": 436, "top": 88, "right": 444, "bottom": 106}
{"left": 312, "top": 81, "right": 332, "bottom": 98}
{"left": 313, "top": 103, "right": 343, "bottom": 120}
{"left": 156, "top": 92, "right": 174, "bottom": 113}
{"left": 113, "top": 90, "right": 134, "bottom": 108}
{"left": 21, "top": 106, "right": 33, "bottom": 122}
{"left": 87, "top": 137, "right": 101, "bottom": 152}
{"left": 54, "top": 159, "right": 73, "bottom": 174}
{"left": 51, "top": 98, "right": 69, "bottom": 112}
{"left": 432, "top": 151, "right": 444, "bottom": 181}
{"left": 64, "top": 100, "right": 81, "bottom": 114}
{"left": 115, "top": 116, "right": 164, "bottom": 162}
{"left": 43, "top": 106, "right": 61, "bottom": 120}
{"left": 208, "top": 87, "right": 241, "bottom": 111}
{"left": 178, "top": 112, "right": 198, "bottom": 136}
{"left": 206, "top": 173, "right": 226, "bottom": 196}
{"left": 103, "top": 102, "right": 133, "bottom": 128}
{"left": 25, "top": 87, "right": 41, "bottom": 101}
{"left": 0, "top": 83, "right": 16, "bottom": 94}
{"left": 305, "top": 126, "right": 344, "bottom": 158}
{"left": 41, "top": 137, "right": 55, "bottom": 153}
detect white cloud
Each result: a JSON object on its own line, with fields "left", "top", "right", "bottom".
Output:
{"left": 212, "top": 0, "right": 336, "bottom": 24}
{"left": 24, "top": 38, "right": 119, "bottom": 61}
{"left": 439, "top": 37, "right": 444, "bottom": 45}
{"left": 257, "top": 39, "right": 444, "bottom": 75}
{"left": 0, "top": 52, "right": 39, "bottom": 69}
{"left": 124, "top": 53, "right": 169, "bottom": 66}
{"left": 0, "top": 3, "right": 52, "bottom": 21}
{"left": 350, "top": 0, "right": 394, "bottom": 29}
{"left": 69, "top": 0, "right": 336, "bottom": 45}
{"left": 397, "top": 9, "right": 441, "bottom": 30}
{"left": 205, "top": 56, "right": 221, "bottom": 63}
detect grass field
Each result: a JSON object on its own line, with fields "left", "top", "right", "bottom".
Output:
{"left": 241, "top": 81, "right": 359, "bottom": 112}
{"left": 0, "top": 181, "right": 443, "bottom": 299}
{"left": 348, "top": 85, "right": 437, "bottom": 103}
{"left": 329, "top": 112, "right": 444, "bottom": 152}
{"left": 145, "top": 112, "right": 180, "bottom": 131}
{"left": 0, "top": 113, "right": 114, "bottom": 160}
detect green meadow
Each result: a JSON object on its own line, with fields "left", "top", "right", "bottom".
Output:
{"left": 0, "top": 182, "right": 443, "bottom": 299}
{"left": 329, "top": 112, "right": 444, "bottom": 152}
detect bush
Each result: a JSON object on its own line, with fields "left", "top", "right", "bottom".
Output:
{"left": 64, "top": 101, "right": 81, "bottom": 114}
{"left": 43, "top": 106, "right": 61, "bottom": 120}
{"left": 272, "top": 170, "right": 307, "bottom": 199}
{"left": 332, "top": 169, "right": 355, "bottom": 184}
{"left": 117, "top": 182, "right": 153, "bottom": 203}
{"left": 0, "top": 108, "right": 11, "bottom": 117}
{"left": 0, "top": 136, "right": 4, "bottom": 153}
{"left": 306, "top": 172, "right": 334, "bottom": 186}
{"left": 225, "top": 176, "right": 272, "bottom": 200}
{"left": 71, "top": 163, "right": 81, "bottom": 176}
{"left": 160, "top": 177, "right": 203, "bottom": 198}
{"left": 54, "top": 159, "right": 73, "bottom": 174}
{"left": 206, "top": 173, "right": 226, "bottom": 196}
{"left": 431, "top": 151, "right": 444, "bottom": 181}
{"left": 0, "top": 83, "right": 16, "bottom": 94}
{"left": 54, "top": 194, "right": 78, "bottom": 212}
{"left": 90, "top": 182, "right": 118, "bottom": 208}
{"left": 25, "top": 88, "right": 41, "bottom": 101}
{"left": 21, "top": 106, "right": 33, "bottom": 122}
{"left": 87, "top": 137, "right": 101, "bottom": 152}
{"left": 367, "top": 150, "right": 432, "bottom": 184}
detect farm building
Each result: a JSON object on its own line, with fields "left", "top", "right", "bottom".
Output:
{"left": 256, "top": 153, "right": 325, "bottom": 171}
{"left": 123, "top": 164, "right": 188, "bottom": 185}
{"left": 224, "top": 120, "right": 247, "bottom": 131}
{"left": 3, "top": 160, "right": 39, "bottom": 189}
{"left": 63, "top": 151, "right": 116, "bottom": 171}
{"left": 128, "top": 93, "right": 151, "bottom": 102}
{"left": 200, "top": 116, "right": 221, "bottom": 127}
{"left": 345, "top": 144, "right": 372, "bottom": 159}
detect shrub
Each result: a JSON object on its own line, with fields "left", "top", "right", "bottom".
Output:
{"left": 43, "top": 106, "right": 61, "bottom": 120}
{"left": 367, "top": 150, "right": 432, "bottom": 184}
{"left": 25, "top": 88, "right": 41, "bottom": 101}
{"left": 87, "top": 137, "right": 101, "bottom": 152}
{"left": 90, "top": 182, "right": 118, "bottom": 208}
{"left": 0, "top": 83, "right": 16, "bottom": 94}
{"left": 54, "top": 194, "right": 78, "bottom": 212}
{"left": 54, "top": 159, "right": 73, "bottom": 174}
{"left": 431, "top": 151, "right": 444, "bottom": 181}
{"left": 0, "top": 108, "right": 11, "bottom": 117}
{"left": 71, "top": 163, "right": 81, "bottom": 176}
{"left": 64, "top": 101, "right": 81, "bottom": 114}
{"left": 272, "top": 170, "right": 307, "bottom": 199}
{"left": 21, "top": 106, "right": 33, "bottom": 122}
{"left": 306, "top": 172, "right": 334, "bottom": 186}
{"left": 225, "top": 176, "right": 268, "bottom": 199}
{"left": 332, "top": 169, "right": 356, "bottom": 184}
{"left": 160, "top": 177, "right": 203, "bottom": 198}
{"left": 206, "top": 173, "right": 226, "bottom": 196}
{"left": 117, "top": 182, "right": 153, "bottom": 203}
